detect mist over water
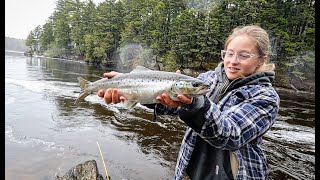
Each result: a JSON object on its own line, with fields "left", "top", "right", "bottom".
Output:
{"left": 118, "top": 43, "right": 157, "bottom": 70}
{"left": 5, "top": 52, "right": 314, "bottom": 179}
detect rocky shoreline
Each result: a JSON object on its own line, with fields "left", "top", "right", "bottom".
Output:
{"left": 274, "top": 87, "right": 315, "bottom": 101}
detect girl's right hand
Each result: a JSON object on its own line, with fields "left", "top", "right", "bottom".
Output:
{"left": 97, "top": 71, "right": 126, "bottom": 104}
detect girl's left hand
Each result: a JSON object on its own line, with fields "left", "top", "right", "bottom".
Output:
{"left": 156, "top": 69, "right": 193, "bottom": 108}
{"left": 156, "top": 93, "right": 192, "bottom": 108}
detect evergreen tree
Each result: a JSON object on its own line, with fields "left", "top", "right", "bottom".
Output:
{"left": 39, "top": 17, "right": 55, "bottom": 54}
{"left": 52, "top": 0, "right": 73, "bottom": 58}
{"left": 69, "top": 0, "right": 86, "bottom": 59}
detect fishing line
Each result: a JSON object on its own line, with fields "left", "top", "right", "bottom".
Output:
{"left": 97, "top": 142, "right": 110, "bottom": 180}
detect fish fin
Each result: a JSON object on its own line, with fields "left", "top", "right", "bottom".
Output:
{"left": 77, "top": 77, "right": 91, "bottom": 91}
{"left": 124, "top": 100, "right": 138, "bottom": 109}
{"left": 130, "top": 65, "right": 152, "bottom": 73}
{"left": 74, "top": 92, "right": 90, "bottom": 105}
{"left": 75, "top": 77, "right": 91, "bottom": 105}
{"left": 153, "top": 104, "right": 158, "bottom": 121}
{"left": 167, "top": 91, "right": 179, "bottom": 101}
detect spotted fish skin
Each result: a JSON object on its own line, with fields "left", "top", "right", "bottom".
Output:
{"left": 75, "top": 66, "right": 209, "bottom": 107}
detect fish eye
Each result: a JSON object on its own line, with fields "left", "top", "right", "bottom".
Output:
{"left": 192, "top": 82, "right": 200, "bottom": 87}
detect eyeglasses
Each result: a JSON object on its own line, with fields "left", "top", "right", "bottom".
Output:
{"left": 221, "top": 50, "right": 261, "bottom": 63}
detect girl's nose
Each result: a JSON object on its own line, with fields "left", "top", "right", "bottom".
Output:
{"left": 229, "top": 53, "right": 240, "bottom": 64}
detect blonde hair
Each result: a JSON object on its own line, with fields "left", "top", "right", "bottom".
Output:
{"left": 224, "top": 25, "right": 275, "bottom": 72}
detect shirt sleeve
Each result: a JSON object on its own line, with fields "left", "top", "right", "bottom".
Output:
{"left": 179, "top": 86, "right": 280, "bottom": 150}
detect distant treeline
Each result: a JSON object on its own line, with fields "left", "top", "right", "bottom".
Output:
{"left": 25, "top": 0, "right": 314, "bottom": 90}
{"left": 6, "top": 37, "right": 28, "bottom": 52}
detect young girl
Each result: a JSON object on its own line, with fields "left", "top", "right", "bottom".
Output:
{"left": 99, "top": 25, "right": 280, "bottom": 180}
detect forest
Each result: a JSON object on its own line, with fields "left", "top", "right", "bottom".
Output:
{"left": 24, "top": 0, "right": 315, "bottom": 92}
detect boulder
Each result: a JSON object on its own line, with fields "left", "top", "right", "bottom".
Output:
{"left": 55, "top": 160, "right": 105, "bottom": 180}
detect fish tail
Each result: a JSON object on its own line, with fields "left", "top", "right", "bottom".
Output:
{"left": 74, "top": 77, "right": 91, "bottom": 105}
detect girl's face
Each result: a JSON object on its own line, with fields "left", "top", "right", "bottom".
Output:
{"left": 223, "top": 35, "right": 266, "bottom": 80}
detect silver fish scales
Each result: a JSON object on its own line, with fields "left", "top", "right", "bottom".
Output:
{"left": 75, "top": 66, "right": 209, "bottom": 108}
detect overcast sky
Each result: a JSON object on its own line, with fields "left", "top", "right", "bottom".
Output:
{"left": 5, "top": 0, "right": 105, "bottom": 40}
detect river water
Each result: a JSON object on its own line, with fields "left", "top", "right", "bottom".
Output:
{"left": 5, "top": 52, "right": 315, "bottom": 180}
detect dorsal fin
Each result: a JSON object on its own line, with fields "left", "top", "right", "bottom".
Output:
{"left": 130, "top": 66, "right": 152, "bottom": 73}
{"left": 77, "top": 77, "right": 91, "bottom": 91}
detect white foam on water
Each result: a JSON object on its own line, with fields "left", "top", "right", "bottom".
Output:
{"left": 5, "top": 124, "right": 80, "bottom": 157}
{"left": 266, "top": 130, "right": 314, "bottom": 146}
{"left": 5, "top": 78, "right": 80, "bottom": 99}
{"left": 272, "top": 121, "right": 314, "bottom": 133}
{"left": 5, "top": 125, "right": 15, "bottom": 141}
{"left": 6, "top": 78, "right": 45, "bottom": 93}
{"left": 266, "top": 121, "right": 315, "bottom": 146}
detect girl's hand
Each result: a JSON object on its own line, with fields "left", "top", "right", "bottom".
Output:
{"left": 97, "top": 71, "right": 126, "bottom": 104}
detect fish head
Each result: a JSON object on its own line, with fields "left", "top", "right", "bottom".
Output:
{"left": 170, "top": 79, "right": 210, "bottom": 97}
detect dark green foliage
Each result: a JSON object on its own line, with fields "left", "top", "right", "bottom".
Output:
{"left": 39, "top": 18, "right": 55, "bottom": 54}
{"left": 25, "top": 25, "right": 42, "bottom": 55}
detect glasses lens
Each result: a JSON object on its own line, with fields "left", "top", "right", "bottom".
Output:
{"left": 238, "top": 53, "right": 251, "bottom": 60}
{"left": 221, "top": 51, "right": 226, "bottom": 60}
{"left": 221, "top": 50, "right": 258, "bottom": 62}
{"left": 221, "top": 50, "right": 234, "bottom": 60}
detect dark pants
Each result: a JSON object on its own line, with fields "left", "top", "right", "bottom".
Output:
{"left": 186, "top": 136, "right": 234, "bottom": 180}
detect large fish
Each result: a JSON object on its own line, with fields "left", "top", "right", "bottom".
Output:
{"left": 75, "top": 66, "right": 210, "bottom": 108}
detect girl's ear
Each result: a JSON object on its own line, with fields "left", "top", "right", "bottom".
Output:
{"left": 259, "top": 56, "right": 267, "bottom": 66}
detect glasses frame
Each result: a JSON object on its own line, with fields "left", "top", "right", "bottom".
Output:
{"left": 221, "top": 50, "right": 261, "bottom": 63}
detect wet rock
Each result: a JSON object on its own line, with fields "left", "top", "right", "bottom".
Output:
{"left": 55, "top": 160, "right": 104, "bottom": 180}
{"left": 274, "top": 87, "right": 315, "bottom": 101}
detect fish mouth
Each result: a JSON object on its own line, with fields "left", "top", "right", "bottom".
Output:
{"left": 188, "top": 80, "right": 210, "bottom": 95}
{"left": 185, "top": 84, "right": 210, "bottom": 96}
{"left": 196, "top": 84, "right": 210, "bottom": 94}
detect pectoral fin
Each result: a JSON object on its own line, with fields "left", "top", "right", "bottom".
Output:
{"left": 74, "top": 92, "right": 89, "bottom": 105}
{"left": 75, "top": 77, "right": 91, "bottom": 105}
{"left": 124, "top": 100, "right": 138, "bottom": 109}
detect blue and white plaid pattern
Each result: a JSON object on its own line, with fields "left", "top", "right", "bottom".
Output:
{"left": 174, "top": 71, "right": 280, "bottom": 180}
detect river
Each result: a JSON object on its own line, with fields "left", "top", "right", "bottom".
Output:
{"left": 5, "top": 52, "right": 315, "bottom": 180}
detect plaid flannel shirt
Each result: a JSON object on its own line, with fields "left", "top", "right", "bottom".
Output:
{"left": 168, "top": 69, "right": 280, "bottom": 180}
